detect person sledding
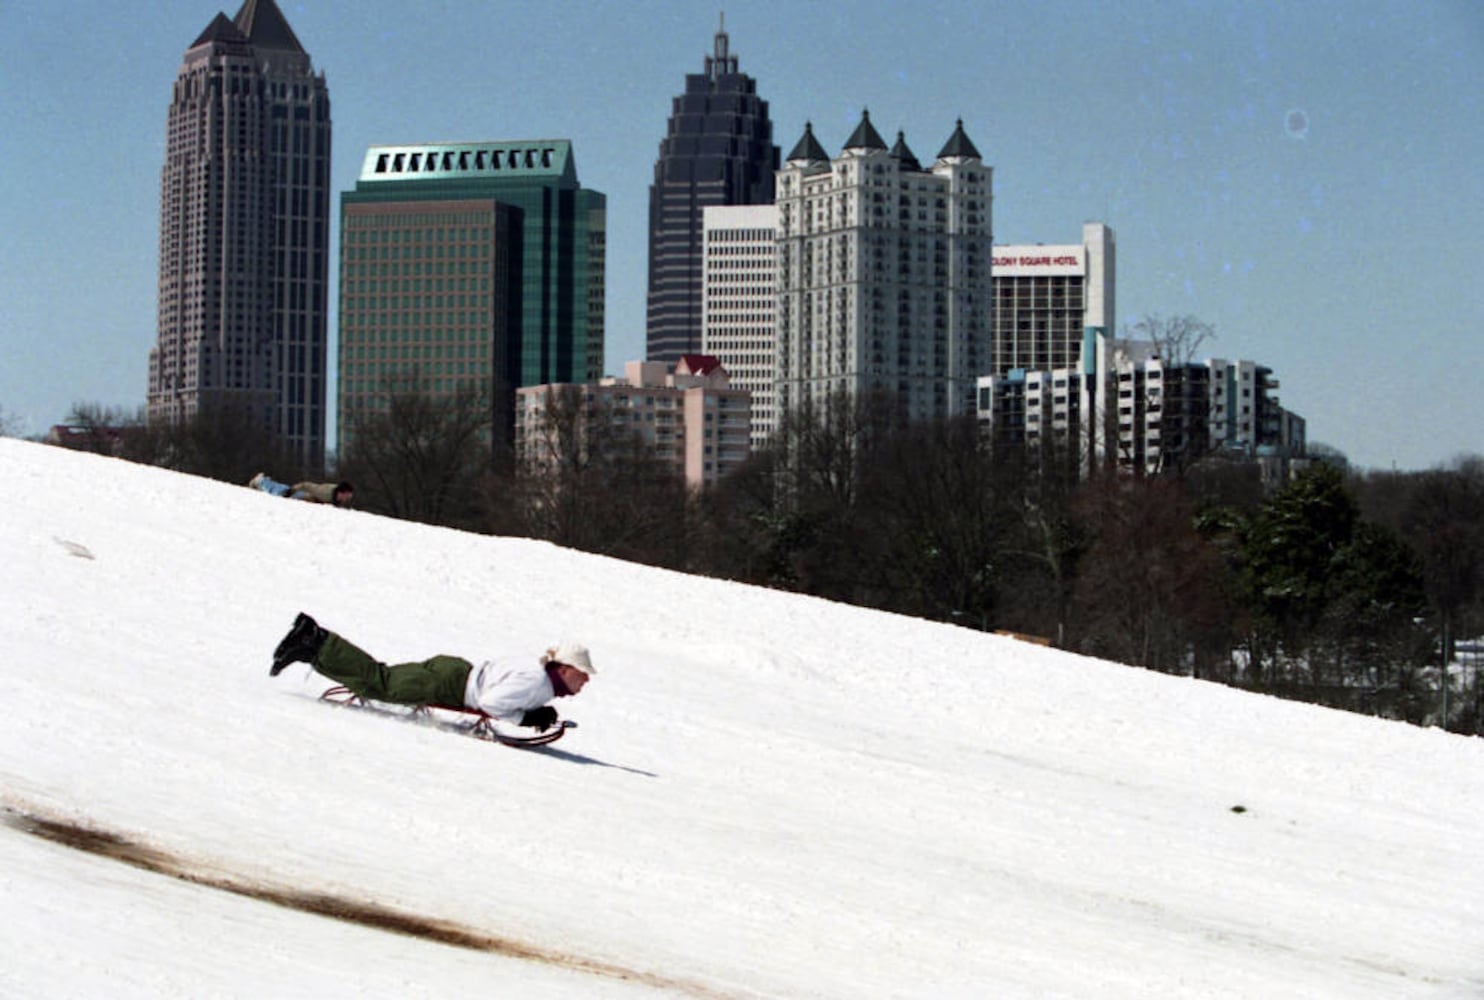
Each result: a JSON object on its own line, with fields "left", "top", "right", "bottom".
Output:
{"left": 249, "top": 473, "right": 355, "bottom": 507}
{"left": 268, "top": 612, "right": 593, "bottom": 733}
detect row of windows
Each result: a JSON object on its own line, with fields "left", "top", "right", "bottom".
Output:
{"left": 344, "top": 276, "right": 488, "bottom": 293}
{"left": 371, "top": 146, "right": 558, "bottom": 175}
{"left": 343, "top": 349, "right": 490, "bottom": 368}
{"left": 346, "top": 263, "right": 494, "bottom": 281}
{"left": 780, "top": 164, "right": 988, "bottom": 188}
{"left": 343, "top": 374, "right": 479, "bottom": 396}
{"left": 708, "top": 274, "right": 772, "bottom": 288}
{"left": 706, "top": 229, "right": 774, "bottom": 242}
{"left": 345, "top": 224, "right": 494, "bottom": 241}
{"left": 345, "top": 244, "right": 491, "bottom": 261}
{"left": 343, "top": 313, "right": 491, "bottom": 330}
{"left": 344, "top": 292, "right": 492, "bottom": 310}
{"left": 705, "top": 248, "right": 773, "bottom": 261}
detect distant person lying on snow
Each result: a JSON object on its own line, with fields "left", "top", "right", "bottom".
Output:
{"left": 248, "top": 473, "right": 354, "bottom": 507}
{"left": 267, "top": 613, "right": 595, "bottom": 732}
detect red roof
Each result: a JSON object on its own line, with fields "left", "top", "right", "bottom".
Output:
{"left": 677, "top": 353, "right": 723, "bottom": 376}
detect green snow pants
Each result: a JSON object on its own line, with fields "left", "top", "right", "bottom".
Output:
{"left": 313, "top": 632, "right": 473, "bottom": 708}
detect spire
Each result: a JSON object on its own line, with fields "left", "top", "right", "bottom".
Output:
{"left": 787, "top": 121, "right": 830, "bottom": 164}
{"left": 706, "top": 12, "right": 738, "bottom": 79}
{"left": 843, "top": 109, "right": 888, "bottom": 153}
{"left": 190, "top": 11, "right": 250, "bottom": 49}
{"left": 936, "top": 118, "right": 982, "bottom": 161}
{"left": 233, "top": 0, "right": 306, "bottom": 53}
{"left": 889, "top": 130, "right": 922, "bottom": 172}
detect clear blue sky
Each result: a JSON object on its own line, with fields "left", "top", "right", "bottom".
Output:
{"left": 2, "top": 0, "right": 1480, "bottom": 471}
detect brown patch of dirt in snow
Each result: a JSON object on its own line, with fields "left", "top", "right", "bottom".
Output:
{"left": 3, "top": 803, "right": 742, "bottom": 998}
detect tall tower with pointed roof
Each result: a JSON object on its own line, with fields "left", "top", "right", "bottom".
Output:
{"left": 775, "top": 113, "right": 994, "bottom": 423}
{"left": 148, "top": 0, "right": 331, "bottom": 470}
{"left": 645, "top": 20, "right": 778, "bottom": 366}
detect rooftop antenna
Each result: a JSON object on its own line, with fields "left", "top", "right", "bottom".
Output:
{"left": 710, "top": 11, "right": 736, "bottom": 77}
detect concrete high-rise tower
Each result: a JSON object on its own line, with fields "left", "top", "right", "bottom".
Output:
{"left": 702, "top": 203, "right": 778, "bottom": 446}
{"left": 646, "top": 19, "right": 778, "bottom": 366}
{"left": 149, "top": 0, "right": 331, "bottom": 468}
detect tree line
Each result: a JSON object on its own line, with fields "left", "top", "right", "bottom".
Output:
{"left": 32, "top": 389, "right": 1484, "bottom": 734}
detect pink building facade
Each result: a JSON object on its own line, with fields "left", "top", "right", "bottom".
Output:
{"left": 515, "top": 355, "right": 752, "bottom": 488}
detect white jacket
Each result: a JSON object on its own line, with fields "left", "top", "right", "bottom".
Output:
{"left": 462, "top": 656, "right": 555, "bottom": 722}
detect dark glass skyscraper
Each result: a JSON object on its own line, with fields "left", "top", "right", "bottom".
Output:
{"left": 646, "top": 21, "right": 778, "bottom": 365}
{"left": 149, "top": 0, "right": 331, "bottom": 469}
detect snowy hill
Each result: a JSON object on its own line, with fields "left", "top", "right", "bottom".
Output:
{"left": 2, "top": 436, "right": 1481, "bottom": 999}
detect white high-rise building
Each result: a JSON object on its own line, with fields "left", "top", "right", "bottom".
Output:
{"left": 702, "top": 203, "right": 778, "bottom": 447}
{"left": 775, "top": 112, "right": 993, "bottom": 424}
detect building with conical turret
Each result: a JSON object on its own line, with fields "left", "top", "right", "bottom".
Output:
{"left": 148, "top": 0, "right": 331, "bottom": 470}
{"left": 775, "top": 112, "right": 994, "bottom": 423}
{"left": 646, "top": 19, "right": 778, "bottom": 366}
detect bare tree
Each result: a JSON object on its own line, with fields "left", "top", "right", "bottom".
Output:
{"left": 759, "top": 388, "right": 904, "bottom": 598}
{"left": 856, "top": 414, "right": 1009, "bottom": 626}
{"left": 39, "top": 399, "right": 300, "bottom": 486}
{"left": 337, "top": 374, "right": 495, "bottom": 527}
{"left": 1070, "top": 475, "right": 1234, "bottom": 675}
{"left": 59, "top": 402, "right": 147, "bottom": 455}
{"left": 1124, "top": 314, "right": 1216, "bottom": 366}
{"left": 510, "top": 385, "right": 688, "bottom": 564}
{"left": 772, "top": 387, "right": 899, "bottom": 513}
{"left": 689, "top": 447, "right": 788, "bottom": 584}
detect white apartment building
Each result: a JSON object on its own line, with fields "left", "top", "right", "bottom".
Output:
{"left": 702, "top": 203, "right": 779, "bottom": 447}
{"left": 775, "top": 112, "right": 994, "bottom": 423}
{"left": 979, "top": 334, "right": 1305, "bottom": 477}
{"left": 977, "top": 364, "right": 1099, "bottom": 472}
{"left": 515, "top": 356, "right": 751, "bottom": 488}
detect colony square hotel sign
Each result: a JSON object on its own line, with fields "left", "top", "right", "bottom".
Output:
{"left": 991, "top": 246, "right": 1086, "bottom": 276}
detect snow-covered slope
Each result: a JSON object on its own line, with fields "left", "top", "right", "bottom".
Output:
{"left": 2, "top": 437, "right": 1481, "bottom": 999}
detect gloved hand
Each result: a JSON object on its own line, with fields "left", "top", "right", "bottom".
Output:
{"left": 519, "top": 706, "right": 558, "bottom": 732}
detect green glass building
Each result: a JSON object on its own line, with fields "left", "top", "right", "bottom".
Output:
{"left": 338, "top": 140, "right": 605, "bottom": 451}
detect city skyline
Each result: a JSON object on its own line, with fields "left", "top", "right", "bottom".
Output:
{"left": 3, "top": 0, "right": 1481, "bottom": 471}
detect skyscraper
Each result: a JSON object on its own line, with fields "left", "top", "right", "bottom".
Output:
{"left": 776, "top": 113, "right": 994, "bottom": 423}
{"left": 149, "top": 0, "right": 331, "bottom": 468}
{"left": 337, "top": 140, "right": 606, "bottom": 452}
{"left": 702, "top": 203, "right": 778, "bottom": 446}
{"left": 646, "top": 20, "right": 778, "bottom": 365}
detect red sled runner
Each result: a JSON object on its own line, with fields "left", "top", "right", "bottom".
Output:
{"left": 318, "top": 686, "right": 575, "bottom": 748}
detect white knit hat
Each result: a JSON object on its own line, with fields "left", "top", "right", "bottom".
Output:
{"left": 544, "top": 642, "right": 595, "bottom": 676}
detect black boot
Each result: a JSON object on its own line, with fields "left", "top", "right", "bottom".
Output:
{"left": 271, "top": 612, "right": 328, "bottom": 676}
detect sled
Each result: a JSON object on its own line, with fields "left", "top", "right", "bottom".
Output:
{"left": 318, "top": 686, "right": 575, "bottom": 748}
